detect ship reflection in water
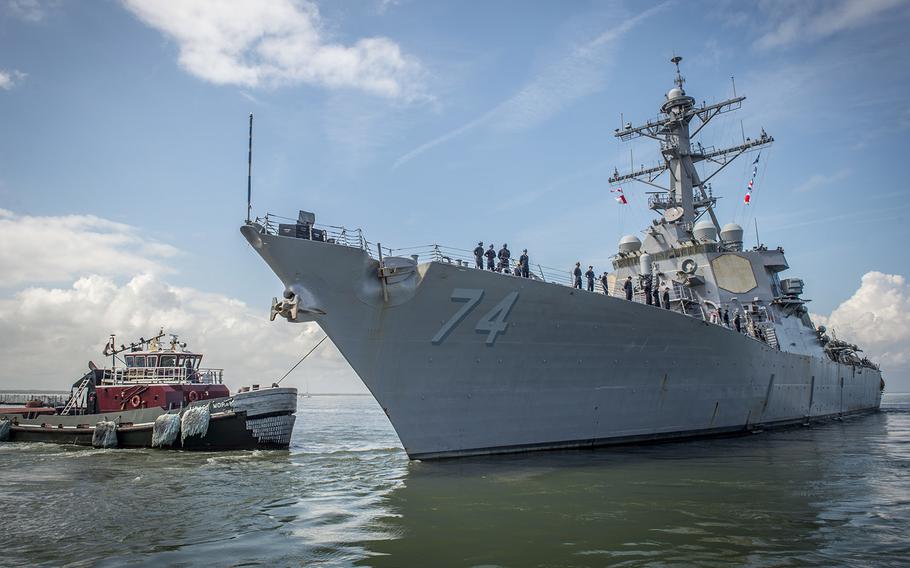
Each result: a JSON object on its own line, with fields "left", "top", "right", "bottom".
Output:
{"left": 1, "top": 394, "right": 908, "bottom": 567}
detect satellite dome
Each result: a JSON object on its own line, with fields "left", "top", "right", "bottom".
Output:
{"left": 667, "top": 87, "right": 685, "bottom": 99}
{"left": 720, "top": 223, "right": 743, "bottom": 237}
{"left": 618, "top": 234, "right": 642, "bottom": 253}
{"left": 693, "top": 220, "right": 717, "bottom": 242}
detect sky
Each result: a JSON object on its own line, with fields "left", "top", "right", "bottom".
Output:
{"left": 1, "top": 0, "right": 908, "bottom": 392}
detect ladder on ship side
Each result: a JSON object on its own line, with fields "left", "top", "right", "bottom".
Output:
{"left": 760, "top": 323, "right": 780, "bottom": 349}
{"left": 60, "top": 373, "right": 91, "bottom": 415}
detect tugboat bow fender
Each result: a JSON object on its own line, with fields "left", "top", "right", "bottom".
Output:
{"left": 180, "top": 404, "right": 211, "bottom": 444}
{"left": 151, "top": 413, "right": 181, "bottom": 447}
{"left": 92, "top": 421, "right": 118, "bottom": 448}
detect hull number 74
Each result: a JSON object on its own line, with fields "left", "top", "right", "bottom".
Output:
{"left": 431, "top": 288, "right": 519, "bottom": 346}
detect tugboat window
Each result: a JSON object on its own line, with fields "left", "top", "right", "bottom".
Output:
{"left": 160, "top": 355, "right": 176, "bottom": 367}
{"left": 125, "top": 356, "right": 135, "bottom": 367}
{"left": 135, "top": 356, "right": 146, "bottom": 367}
{"left": 147, "top": 355, "right": 157, "bottom": 367}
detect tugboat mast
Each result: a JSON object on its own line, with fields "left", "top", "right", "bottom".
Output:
{"left": 609, "top": 56, "right": 773, "bottom": 229}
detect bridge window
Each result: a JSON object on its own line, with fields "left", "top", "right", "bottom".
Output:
{"left": 125, "top": 356, "right": 135, "bottom": 367}
{"left": 160, "top": 355, "right": 176, "bottom": 367}
{"left": 147, "top": 355, "right": 157, "bottom": 367}
{"left": 135, "top": 356, "right": 146, "bottom": 367}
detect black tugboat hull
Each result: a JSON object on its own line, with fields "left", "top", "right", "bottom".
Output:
{"left": 2, "top": 388, "right": 298, "bottom": 451}
{"left": 8, "top": 412, "right": 295, "bottom": 450}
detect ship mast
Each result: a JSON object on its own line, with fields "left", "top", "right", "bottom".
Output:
{"left": 609, "top": 56, "right": 773, "bottom": 229}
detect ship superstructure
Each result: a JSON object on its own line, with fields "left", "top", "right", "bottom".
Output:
{"left": 241, "top": 58, "right": 882, "bottom": 459}
{"left": 605, "top": 57, "right": 819, "bottom": 360}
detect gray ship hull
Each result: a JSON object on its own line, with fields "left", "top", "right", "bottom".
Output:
{"left": 245, "top": 229, "right": 882, "bottom": 459}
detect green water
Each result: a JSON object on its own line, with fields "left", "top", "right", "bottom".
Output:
{"left": 1, "top": 394, "right": 908, "bottom": 567}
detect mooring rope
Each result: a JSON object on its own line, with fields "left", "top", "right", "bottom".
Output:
{"left": 276, "top": 335, "right": 328, "bottom": 385}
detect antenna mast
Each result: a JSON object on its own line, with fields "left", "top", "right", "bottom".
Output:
{"left": 609, "top": 56, "right": 773, "bottom": 228}
{"left": 246, "top": 113, "right": 253, "bottom": 223}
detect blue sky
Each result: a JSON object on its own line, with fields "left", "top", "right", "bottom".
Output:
{"left": 1, "top": 0, "right": 909, "bottom": 391}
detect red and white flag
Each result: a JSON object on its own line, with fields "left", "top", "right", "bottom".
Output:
{"left": 611, "top": 187, "right": 628, "bottom": 205}
{"left": 744, "top": 192, "right": 751, "bottom": 204}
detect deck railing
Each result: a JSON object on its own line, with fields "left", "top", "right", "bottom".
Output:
{"left": 100, "top": 367, "right": 224, "bottom": 385}
{"left": 256, "top": 213, "right": 371, "bottom": 252}
{"left": 254, "top": 211, "right": 781, "bottom": 348}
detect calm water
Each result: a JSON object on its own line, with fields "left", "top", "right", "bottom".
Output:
{"left": 1, "top": 394, "right": 908, "bottom": 567}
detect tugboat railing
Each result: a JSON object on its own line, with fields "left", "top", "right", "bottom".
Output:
{"left": 100, "top": 367, "right": 225, "bottom": 385}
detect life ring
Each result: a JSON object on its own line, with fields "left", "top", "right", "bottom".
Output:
{"left": 188, "top": 390, "right": 199, "bottom": 402}
{"left": 129, "top": 395, "right": 142, "bottom": 408}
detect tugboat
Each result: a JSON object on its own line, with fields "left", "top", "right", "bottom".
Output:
{"left": 0, "top": 331, "right": 298, "bottom": 450}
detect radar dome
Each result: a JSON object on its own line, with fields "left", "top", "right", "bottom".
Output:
{"left": 693, "top": 220, "right": 717, "bottom": 242}
{"left": 667, "top": 87, "right": 684, "bottom": 99}
{"left": 720, "top": 223, "right": 744, "bottom": 250}
{"left": 618, "top": 234, "right": 642, "bottom": 253}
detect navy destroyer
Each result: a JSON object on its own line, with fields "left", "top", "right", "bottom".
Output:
{"left": 241, "top": 57, "right": 882, "bottom": 459}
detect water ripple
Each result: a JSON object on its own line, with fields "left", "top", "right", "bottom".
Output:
{"left": 1, "top": 394, "right": 909, "bottom": 567}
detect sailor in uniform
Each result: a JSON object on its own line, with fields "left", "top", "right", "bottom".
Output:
{"left": 662, "top": 286, "right": 671, "bottom": 309}
{"left": 573, "top": 263, "right": 582, "bottom": 289}
{"left": 497, "top": 244, "right": 511, "bottom": 273}
{"left": 485, "top": 244, "right": 496, "bottom": 270}
{"left": 624, "top": 276, "right": 634, "bottom": 300}
{"left": 643, "top": 274, "right": 653, "bottom": 305}
{"left": 474, "top": 242, "right": 484, "bottom": 269}
{"left": 519, "top": 250, "right": 530, "bottom": 278}
{"left": 585, "top": 266, "right": 595, "bottom": 292}
{"left": 600, "top": 272, "right": 609, "bottom": 294}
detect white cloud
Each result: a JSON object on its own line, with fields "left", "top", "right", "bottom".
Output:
{"left": 392, "top": 107, "right": 497, "bottom": 169}
{"left": 121, "top": 0, "right": 427, "bottom": 101}
{"left": 0, "top": 209, "right": 362, "bottom": 392}
{"left": 392, "top": 2, "right": 671, "bottom": 168}
{"left": 0, "top": 273, "right": 358, "bottom": 392}
{"left": 754, "top": 0, "right": 906, "bottom": 50}
{"left": 0, "top": 69, "right": 26, "bottom": 90}
{"left": 376, "top": 0, "right": 400, "bottom": 15}
{"left": 6, "top": 0, "right": 48, "bottom": 22}
{"left": 0, "top": 209, "right": 179, "bottom": 287}
{"left": 792, "top": 169, "right": 851, "bottom": 193}
{"left": 812, "top": 271, "right": 910, "bottom": 389}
